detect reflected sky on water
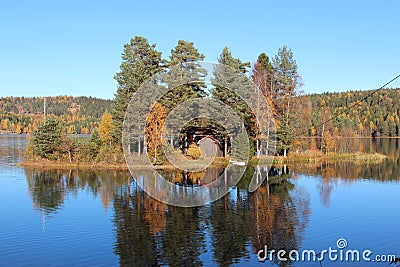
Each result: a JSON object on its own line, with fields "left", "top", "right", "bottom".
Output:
{"left": 0, "top": 135, "right": 399, "bottom": 266}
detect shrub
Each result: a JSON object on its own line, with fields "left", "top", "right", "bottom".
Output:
{"left": 186, "top": 143, "right": 201, "bottom": 160}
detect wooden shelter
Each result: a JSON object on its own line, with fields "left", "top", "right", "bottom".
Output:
{"left": 181, "top": 126, "right": 229, "bottom": 157}
{"left": 198, "top": 135, "right": 223, "bottom": 157}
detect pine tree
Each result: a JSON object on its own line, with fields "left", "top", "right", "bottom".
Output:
{"left": 380, "top": 120, "right": 389, "bottom": 136}
{"left": 231, "top": 132, "right": 250, "bottom": 161}
{"left": 161, "top": 40, "right": 207, "bottom": 111}
{"left": 111, "top": 36, "right": 164, "bottom": 148}
{"left": 272, "top": 46, "right": 302, "bottom": 156}
{"left": 211, "top": 48, "right": 252, "bottom": 123}
{"left": 90, "top": 128, "right": 102, "bottom": 150}
{"left": 31, "top": 118, "right": 62, "bottom": 159}
{"left": 211, "top": 47, "right": 255, "bottom": 156}
{"left": 218, "top": 47, "right": 250, "bottom": 72}
{"left": 160, "top": 40, "right": 207, "bottom": 149}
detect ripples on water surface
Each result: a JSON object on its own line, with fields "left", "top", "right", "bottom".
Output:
{"left": 0, "top": 135, "right": 399, "bottom": 266}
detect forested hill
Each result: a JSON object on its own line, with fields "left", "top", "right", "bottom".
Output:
{"left": 1, "top": 88, "right": 399, "bottom": 137}
{"left": 0, "top": 96, "right": 112, "bottom": 134}
{"left": 310, "top": 88, "right": 400, "bottom": 137}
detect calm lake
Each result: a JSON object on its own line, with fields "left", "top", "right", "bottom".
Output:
{"left": 0, "top": 135, "right": 399, "bottom": 266}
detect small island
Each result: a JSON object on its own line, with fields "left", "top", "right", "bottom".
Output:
{"left": 12, "top": 36, "right": 397, "bottom": 169}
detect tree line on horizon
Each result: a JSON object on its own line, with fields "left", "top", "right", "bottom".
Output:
{"left": 0, "top": 96, "right": 112, "bottom": 135}
{"left": 21, "top": 35, "right": 400, "bottom": 163}
{"left": 310, "top": 89, "right": 400, "bottom": 138}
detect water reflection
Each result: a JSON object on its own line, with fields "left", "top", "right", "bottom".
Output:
{"left": 20, "top": 138, "right": 400, "bottom": 266}
{"left": 291, "top": 152, "right": 400, "bottom": 207}
{"left": 112, "top": 187, "right": 161, "bottom": 266}
{"left": 248, "top": 172, "right": 310, "bottom": 266}
{"left": 0, "top": 134, "right": 27, "bottom": 167}
{"left": 25, "top": 168, "right": 131, "bottom": 214}
{"left": 26, "top": 169, "right": 66, "bottom": 214}
{"left": 24, "top": 166, "right": 310, "bottom": 266}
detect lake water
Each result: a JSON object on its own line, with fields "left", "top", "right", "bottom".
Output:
{"left": 0, "top": 135, "right": 399, "bottom": 266}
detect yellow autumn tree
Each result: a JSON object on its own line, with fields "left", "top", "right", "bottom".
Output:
{"left": 145, "top": 102, "right": 166, "bottom": 164}
{"left": 322, "top": 130, "right": 336, "bottom": 154}
{"left": 15, "top": 124, "right": 23, "bottom": 134}
{"left": 98, "top": 110, "right": 114, "bottom": 146}
{"left": 1, "top": 119, "right": 9, "bottom": 130}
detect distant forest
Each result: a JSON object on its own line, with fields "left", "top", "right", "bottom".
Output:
{"left": 0, "top": 96, "right": 112, "bottom": 134}
{"left": 309, "top": 88, "right": 400, "bottom": 137}
{"left": 1, "top": 88, "right": 399, "bottom": 139}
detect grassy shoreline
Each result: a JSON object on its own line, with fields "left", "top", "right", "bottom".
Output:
{"left": 19, "top": 151, "right": 387, "bottom": 170}
{"left": 19, "top": 160, "right": 130, "bottom": 170}
{"left": 19, "top": 156, "right": 230, "bottom": 170}
{"left": 269, "top": 152, "right": 387, "bottom": 164}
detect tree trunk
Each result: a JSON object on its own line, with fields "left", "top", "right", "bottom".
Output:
{"left": 138, "top": 123, "right": 141, "bottom": 157}
{"left": 138, "top": 136, "right": 141, "bottom": 157}
{"left": 224, "top": 136, "right": 228, "bottom": 158}
{"left": 154, "top": 123, "right": 158, "bottom": 162}
{"left": 266, "top": 120, "right": 270, "bottom": 154}
{"left": 170, "top": 129, "right": 174, "bottom": 147}
{"left": 68, "top": 149, "right": 72, "bottom": 163}
{"left": 320, "top": 111, "right": 326, "bottom": 153}
{"left": 320, "top": 122, "right": 325, "bottom": 153}
{"left": 256, "top": 138, "right": 260, "bottom": 158}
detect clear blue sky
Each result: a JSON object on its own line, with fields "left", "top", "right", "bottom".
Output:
{"left": 1, "top": 0, "right": 399, "bottom": 99}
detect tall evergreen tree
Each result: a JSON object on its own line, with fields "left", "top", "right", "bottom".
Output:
{"left": 272, "top": 46, "right": 302, "bottom": 156}
{"left": 160, "top": 40, "right": 207, "bottom": 148}
{"left": 211, "top": 47, "right": 256, "bottom": 156}
{"left": 161, "top": 40, "right": 207, "bottom": 111}
{"left": 111, "top": 36, "right": 164, "bottom": 148}
{"left": 212, "top": 47, "right": 251, "bottom": 123}
{"left": 218, "top": 47, "right": 250, "bottom": 73}
{"left": 31, "top": 118, "right": 62, "bottom": 159}
{"left": 272, "top": 46, "right": 300, "bottom": 101}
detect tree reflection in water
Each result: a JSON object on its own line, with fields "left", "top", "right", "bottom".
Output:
{"left": 292, "top": 138, "right": 400, "bottom": 207}
{"left": 24, "top": 166, "right": 311, "bottom": 266}
{"left": 21, "top": 138, "right": 400, "bottom": 266}
{"left": 25, "top": 168, "right": 131, "bottom": 215}
{"left": 111, "top": 166, "right": 311, "bottom": 267}
{"left": 26, "top": 168, "right": 66, "bottom": 215}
